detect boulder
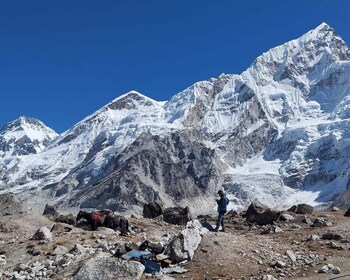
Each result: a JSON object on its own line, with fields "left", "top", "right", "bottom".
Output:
{"left": 245, "top": 202, "right": 280, "bottom": 225}
{"left": 301, "top": 217, "right": 312, "bottom": 224}
{"left": 279, "top": 213, "right": 294, "bottom": 221}
{"left": 166, "top": 219, "right": 207, "bottom": 263}
{"left": 43, "top": 204, "right": 59, "bottom": 216}
{"left": 72, "top": 252, "right": 144, "bottom": 280}
{"left": 287, "top": 204, "right": 314, "bottom": 214}
{"left": 54, "top": 214, "right": 76, "bottom": 225}
{"left": 163, "top": 206, "right": 193, "bottom": 225}
{"left": 312, "top": 218, "right": 332, "bottom": 227}
{"left": 143, "top": 201, "right": 164, "bottom": 218}
{"left": 51, "top": 245, "right": 69, "bottom": 256}
{"left": 0, "top": 193, "right": 25, "bottom": 216}
{"left": 285, "top": 250, "right": 296, "bottom": 262}
{"left": 322, "top": 232, "right": 343, "bottom": 241}
{"left": 70, "top": 244, "right": 87, "bottom": 255}
{"left": 287, "top": 205, "right": 297, "bottom": 213}
{"left": 51, "top": 223, "right": 73, "bottom": 233}
{"left": 295, "top": 204, "right": 314, "bottom": 214}
{"left": 344, "top": 207, "right": 350, "bottom": 217}
{"left": 31, "top": 227, "right": 52, "bottom": 241}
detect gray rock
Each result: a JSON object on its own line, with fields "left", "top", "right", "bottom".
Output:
{"left": 285, "top": 250, "right": 296, "bottom": 262}
{"left": 70, "top": 244, "right": 87, "bottom": 255}
{"left": 295, "top": 204, "right": 314, "bottom": 215}
{"left": 160, "top": 275, "right": 176, "bottom": 280}
{"left": 261, "top": 275, "right": 277, "bottom": 280}
{"left": 0, "top": 257, "right": 6, "bottom": 267}
{"left": 273, "top": 261, "right": 286, "bottom": 268}
{"left": 0, "top": 193, "right": 25, "bottom": 216}
{"left": 163, "top": 206, "right": 193, "bottom": 225}
{"left": 318, "top": 265, "right": 329, "bottom": 273}
{"left": 344, "top": 207, "right": 350, "bottom": 217}
{"left": 51, "top": 245, "right": 69, "bottom": 256}
{"left": 307, "top": 235, "right": 320, "bottom": 241}
{"left": 301, "top": 217, "right": 312, "bottom": 224}
{"left": 331, "top": 207, "right": 340, "bottom": 211}
{"left": 332, "top": 267, "right": 341, "bottom": 274}
{"left": 72, "top": 252, "right": 144, "bottom": 280}
{"left": 290, "top": 223, "right": 301, "bottom": 230}
{"left": 51, "top": 223, "right": 73, "bottom": 233}
{"left": 43, "top": 204, "right": 59, "bottom": 216}
{"left": 322, "top": 232, "right": 343, "bottom": 240}
{"left": 31, "top": 227, "right": 52, "bottom": 241}
{"left": 326, "top": 241, "right": 345, "bottom": 250}
{"left": 246, "top": 202, "right": 280, "bottom": 225}
{"left": 263, "top": 225, "right": 283, "bottom": 234}
{"left": 279, "top": 213, "right": 294, "bottom": 221}
{"left": 143, "top": 201, "right": 164, "bottom": 218}
{"left": 312, "top": 218, "right": 332, "bottom": 227}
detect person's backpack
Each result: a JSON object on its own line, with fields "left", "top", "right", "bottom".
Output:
{"left": 226, "top": 197, "right": 230, "bottom": 206}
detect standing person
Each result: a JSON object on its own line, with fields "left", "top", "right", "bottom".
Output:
{"left": 214, "top": 189, "right": 229, "bottom": 232}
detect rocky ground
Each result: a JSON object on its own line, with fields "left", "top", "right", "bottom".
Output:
{"left": 0, "top": 207, "right": 350, "bottom": 280}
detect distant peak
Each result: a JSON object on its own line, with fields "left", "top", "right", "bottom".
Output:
{"left": 111, "top": 90, "right": 156, "bottom": 103}
{"left": 315, "top": 22, "right": 331, "bottom": 31}
{"left": 14, "top": 116, "right": 43, "bottom": 126}
{"left": 308, "top": 22, "right": 334, "bottom": 35}
{"left": 105, "top": 90, "right": 160, "bottom": 111}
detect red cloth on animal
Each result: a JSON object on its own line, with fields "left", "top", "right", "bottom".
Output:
{"left": 91, "top": 212, "right": 103, "bottom": 223}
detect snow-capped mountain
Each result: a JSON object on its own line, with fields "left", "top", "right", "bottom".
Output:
{"left": 1, "top": 22, "right": 350, "bottom": 214}
{"left": 0, "top": 116, "right": 57, "bottom": 158}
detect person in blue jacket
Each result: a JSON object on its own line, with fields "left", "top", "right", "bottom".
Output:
{"left": 214, "top": 188, "right": 229, "bottom": 232}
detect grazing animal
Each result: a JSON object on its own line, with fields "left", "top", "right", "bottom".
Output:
{"left": 104, "top": 214, "right": 129, "bottom": 235}
{"left": 76, "top": 210, "right": 105, "bottom": 230}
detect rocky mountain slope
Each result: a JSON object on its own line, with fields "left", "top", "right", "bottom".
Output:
{"left": 1, "top": 22, "right": 350, "bottom": 214}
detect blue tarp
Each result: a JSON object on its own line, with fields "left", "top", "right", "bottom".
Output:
{"left": 121, "top": 250, "right": 151, "bottom": 260}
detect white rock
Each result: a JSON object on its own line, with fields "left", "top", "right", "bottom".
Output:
{"left": 0, "top": 257, "right": 6, "bottom": 267}
{"left": 51, "top": 245, "right": 69, "bottom": 256}
{"left": 261, "top": 275, "right": 278, "bottom": 280}
{"left": 318, "top": 265, "right": 329, "bottom": 273}
{"left": 286, "top": 250, "right": 296, "bottom": 262}
{"left": 166, "top": 219, "right": 207, "bottom": 262}
{"left": 31, "top": 227, "right": 52, "bottom": 241}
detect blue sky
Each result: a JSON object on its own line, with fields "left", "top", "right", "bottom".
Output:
{"left": 0, "top": 0, "right": 349, "bottom": 132}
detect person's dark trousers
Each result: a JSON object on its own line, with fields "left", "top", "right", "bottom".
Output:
{"left": 216, "top": 211, "right": 226, "bottom": 231}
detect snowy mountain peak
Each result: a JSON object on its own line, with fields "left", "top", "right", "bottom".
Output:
{"left": 107, "top": 90, "right": 160, "bottom": 111}
{"left": 311, "top": 22, "right": 332, "bottom": 35}
{"left": 0, "top": 116, "right": 58, "bottom": 158}
{"left": 2, "top": 22, "right": 350, "bottom": 214}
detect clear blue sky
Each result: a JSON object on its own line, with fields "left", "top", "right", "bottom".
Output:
{"left": 1, "top": 0, "right": 349, "bottom": 132}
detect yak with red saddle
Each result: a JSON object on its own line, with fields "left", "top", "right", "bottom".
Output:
{"left": 76, "top": 209, "right": 129, "bottom": 234}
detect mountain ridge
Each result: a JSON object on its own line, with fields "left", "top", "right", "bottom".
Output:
{"left": 1, "top": 22, "right": 350, "bottom": 214}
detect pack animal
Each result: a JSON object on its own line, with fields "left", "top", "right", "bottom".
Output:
{"left": 76, "top": 210, "right": 105, "bottom": 230}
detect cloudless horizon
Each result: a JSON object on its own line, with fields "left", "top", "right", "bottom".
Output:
{"left": 1, "top": 0, "right": 349, "bottom": 132}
